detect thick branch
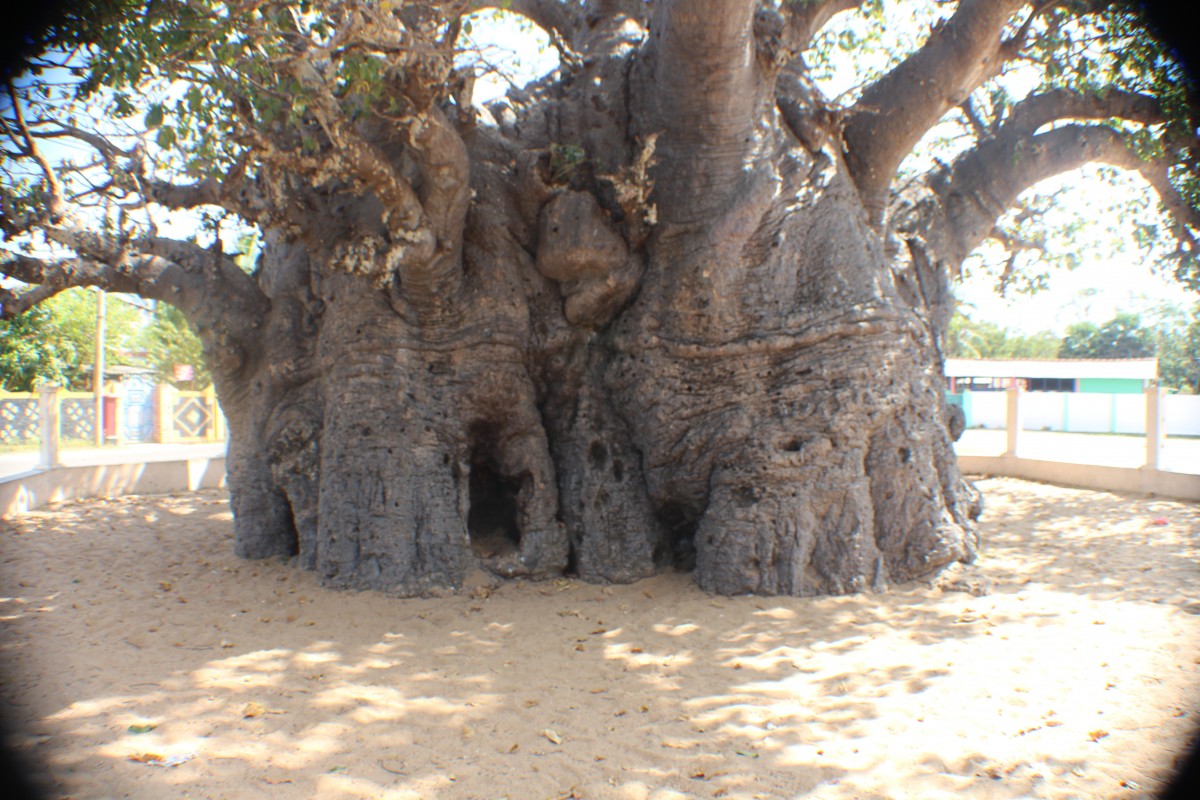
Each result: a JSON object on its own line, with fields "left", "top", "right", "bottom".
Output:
{"left": 644, "top": 0, "right": 763, "bottom": 222}
{"left": 1, "top": 235, "right": 269, "bottom": 375}
{"left": 465, "top": 0, "right": 579, "bottom": 48}
{"left": 781, "top": 0, "right": 865, "bottom": 52}
{"left": 142, "top": 158, "right": 272, "bottom": 223}
{"left": 404, "top": 104, "right": 470, "bottom": 299}
{"left": 843, "top": 0, "right": 1025, "bottom": 223}
{"left": 932, "top": 123, "right": 1196, "bottom": 266}
{"left": 289, "top": 52, "right": 467, "bottom": 302}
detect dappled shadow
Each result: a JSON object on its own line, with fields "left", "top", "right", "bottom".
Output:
{"left": 1, "top": 483, "right": 1198, "bottom": 799}
{"left": 971, "top": 476, "right": 1200, "bottom": 605}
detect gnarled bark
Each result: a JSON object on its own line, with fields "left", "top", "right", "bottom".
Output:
{"left": 5, "top": 0, "right": 1189, "bottom": 598}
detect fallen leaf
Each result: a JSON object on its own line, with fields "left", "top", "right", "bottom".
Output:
{"left": 543, "top": 728, "right": 563, "bottom": 745}
{"left": 129, "top": 752, "right": 195, "bottom": 767}
{"left": 158, "top": 581, "right": 172, "bottom": 591}
{"left": 507, "top": 743, "right": 520, "bottom": 754}
{"left": 1088, "top": 729, "right": 1109, "bottom": 741}
{"left": 127, "top": 723, "right": 157, "bottom": 734}
{"left": 735, "top": 749, "right": 760, "bottom": 758}
{"left": 242, "top": 702, "right": 267, "bottom": 718}
{"left": 328, "top": 765, "right": 347, "bottom": 773}
{"left": 1151, "top": 517, "right": 1170, "bottom": 526}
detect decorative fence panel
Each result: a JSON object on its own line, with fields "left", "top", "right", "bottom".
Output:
{"left": 59, "top": 394, "right": 97, "bottom": 442}
{"left": 0, "top": 392, "right": 39, "bottom": 444}
{"left": 173, "top": 393, "right": 213, "bottom": 440}
{"left": 0, "top": 385, "right": 227, "bottom": 448}
{"left": 155, "top": 385, "right": 225, "bottom": 444}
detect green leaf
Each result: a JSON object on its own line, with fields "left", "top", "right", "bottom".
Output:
{"left": 144, "top": 104, "right": 164, "bottom": 130}
{"left": 128, "top": 723, "right": 157, "bottom": 734}
{"left": 156, "top": 125, "right": 177, "bottom": 149}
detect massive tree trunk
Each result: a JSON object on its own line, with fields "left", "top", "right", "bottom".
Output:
{"left": 37, "top": 1, "right": 1198, "bottom": 596}
{"left": 189, "top": 0, "right": 979, "bottom": 597}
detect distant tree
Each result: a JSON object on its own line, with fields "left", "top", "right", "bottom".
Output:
{"left": 0, "top": 303, "right": 74, "bottom": 389}
{"left": 1151, "top": 304, "right": 1200, "bottom": 392}
{"left": 140, "top": 303, "right": 211, "bottom": 390}
{"left": 0, "top": 288, "right": 143, "bottom": 390}
{"left": 1059, "top": 312, "right": 1154, "bottom": 359}
{"left": 947, "top": 314, "right": 1059, "bottom": 359}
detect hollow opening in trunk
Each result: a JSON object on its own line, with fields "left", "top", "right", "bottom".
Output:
{"left": 654, "top": 500, "right": 698, "bottom": 572}
{"left": 467, "top": 455, "right": 522, "bottom": 560}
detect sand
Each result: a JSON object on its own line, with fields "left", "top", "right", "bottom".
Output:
{"left": 1, "top": 477, "right": 1198, "bottom": 800}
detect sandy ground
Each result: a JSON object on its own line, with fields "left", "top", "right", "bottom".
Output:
{"left": 1, "top": 477, "right": 1199, "bottom": 800}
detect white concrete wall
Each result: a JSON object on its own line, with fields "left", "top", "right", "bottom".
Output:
{"left": 968, "top": 391, "right": 1007, "bottom": 429}
{"left": 1166, "top": 394, "right": 1200, "bottom": 436}
{"left": 0, "top": 457, "right": 226, "bottom": 517}
{"left": 964, "top": 390, "right": 1200, "bottom": 437}
{"left": 958, "top": 454, "right": 1200, "bottom": 502}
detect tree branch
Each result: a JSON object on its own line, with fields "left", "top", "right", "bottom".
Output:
{"left": 464, "top": 0, "right": 580, "bottom": 48}
{"left": 928, "top": 120, "right": 1195, "bottom": 268}
{"left": 781, "top": 0, "right": 866, "bottom": 52}
{"left": 643, "top": 0, "right": 763, "bottom": 222}
{"left": 842, "top": 0, "right": 1026, "bottom": 224}
{"left": 3, "top": 84, "right": 67, "bottom": 223}
{"left": 1, "top": 233, "right": 269, "bottom": 376}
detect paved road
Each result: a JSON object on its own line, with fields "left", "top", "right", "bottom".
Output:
{"left": 0, "top": 441, "right": 227, "bottom": 480}
{"left": 955, "top": 429, "right": 1200, "bottom": 474}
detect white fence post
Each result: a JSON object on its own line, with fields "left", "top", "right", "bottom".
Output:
{"left": 1145, "top": 384, "right": 1166, "bottom": 470}
{"left": 37, "top": 385, "right": 61, "bottom": 469}
{"left": 1005, "top": 384, "right": 1023, "bottom": 457}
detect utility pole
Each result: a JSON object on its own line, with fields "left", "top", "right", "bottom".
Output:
{"left": 94, "top": 289, "right": 106, "bottom": 446}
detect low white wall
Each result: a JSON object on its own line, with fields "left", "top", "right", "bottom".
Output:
{"left": 968, "top": 391, "right": 1007, "bottom": 429}
{"left": 1166, "top": 394, "right": 1200, "bottom": 436}
{"left": 965, "top": 390, "right": 1200, "bottom": 437}
{"left": 0, "top": 457, "right": 226, "bottom": 517}
{"left": 958, "top": 453, "right": 1200, "bottom": 502}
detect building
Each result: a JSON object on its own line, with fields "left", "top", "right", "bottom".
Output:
{"left": 944, "top": 358, "right": 1158, "bottom": 395}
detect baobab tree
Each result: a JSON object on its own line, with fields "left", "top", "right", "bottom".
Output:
{"left": 2, "top": 0, "right": 1196, "bottom": 595}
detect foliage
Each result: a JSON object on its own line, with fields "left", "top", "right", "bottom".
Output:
{"left": 139, "top": 303, "right": 210, "bottom": 390}
{"left": 0, "top": 288, "right": 143, "bottom": 390}
{"left": 1147, "top": 304, "right": 1200, "bottom": 393}
{"left": 949, "top": 307, "right": 1200, "bottom": 393}
{"left": 1058, "top": 312, "right": 1154, "bottom": 359}
{"left": 0, "top": 303, "right": 75, "bottom": 389}
{"left": 947, "top": 314, "right": 1060, "bottom": 359}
